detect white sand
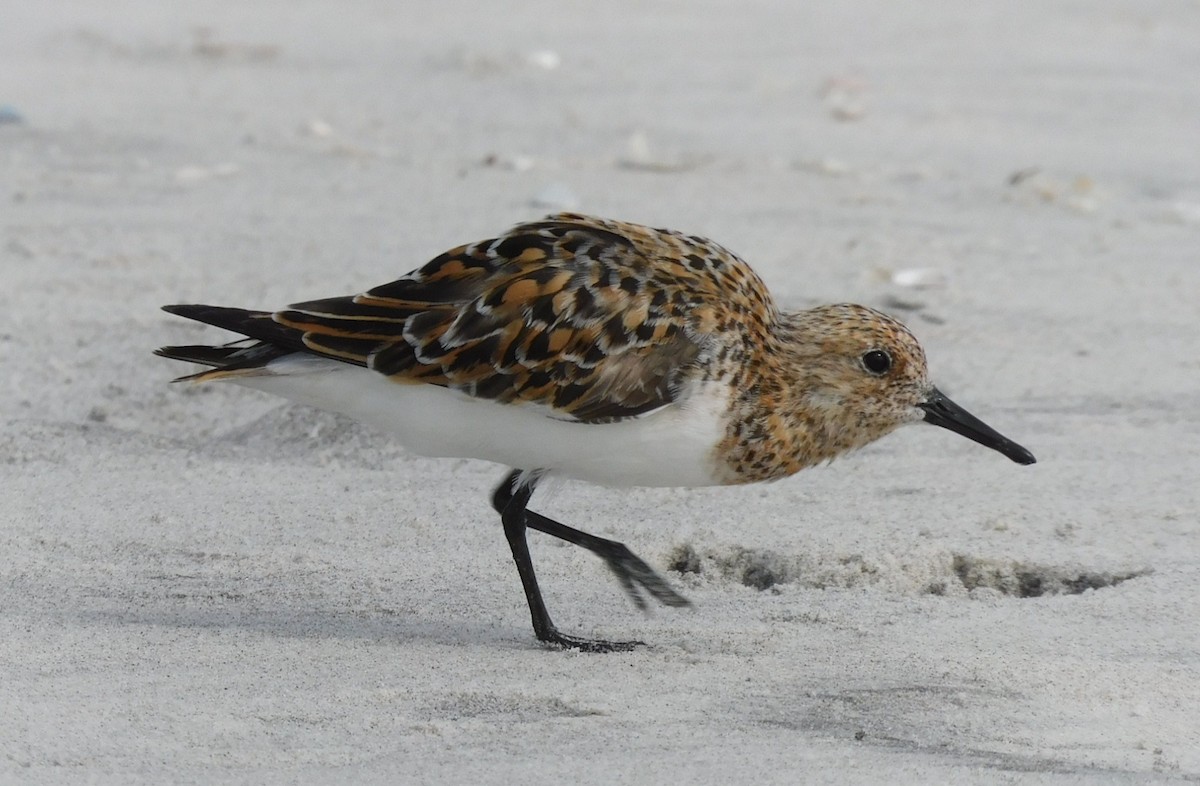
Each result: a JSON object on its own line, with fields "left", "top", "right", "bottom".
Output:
{"left": 3, "top": 1, "right": 1198, "bottom": 782}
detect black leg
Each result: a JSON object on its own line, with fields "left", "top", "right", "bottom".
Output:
{"left": 492, "top": 470, "right": 690, "bottom": 652}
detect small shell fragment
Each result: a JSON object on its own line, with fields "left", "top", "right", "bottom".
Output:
{"left": 890, "top": 268, "right": 946, "bottom": 290}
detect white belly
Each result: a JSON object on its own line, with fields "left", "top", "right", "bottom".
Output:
{"left": 231, "top": 355, "right": 730, "bottom": 488}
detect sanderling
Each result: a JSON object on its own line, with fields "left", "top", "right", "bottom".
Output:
{"left": 157, "top": 213, "right": 1035, "bottom": 652}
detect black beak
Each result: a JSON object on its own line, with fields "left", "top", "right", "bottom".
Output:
{"left": 919, "top": 387, "right": 1036, "bottom": 465}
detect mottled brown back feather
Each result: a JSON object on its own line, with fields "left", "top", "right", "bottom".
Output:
{"left": 169, "top": 214, "right": 779, "bottom": 421}
{"left": 268, "top": 214, "right": 779, "bottom": 421}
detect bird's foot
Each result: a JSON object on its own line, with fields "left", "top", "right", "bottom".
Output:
{"left": 597, "top": 541, "right": 691, "bottom": 611}
{"left": 537, "top": 627, "right": 645, "bottom": 653}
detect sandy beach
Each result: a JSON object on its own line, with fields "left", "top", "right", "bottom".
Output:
{"left": 2, "top": 1, "right": 1198, "bottom": 782}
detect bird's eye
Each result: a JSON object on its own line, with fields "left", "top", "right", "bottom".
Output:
{"left": 862, "top": 349, "right": 892, "bottom": 375}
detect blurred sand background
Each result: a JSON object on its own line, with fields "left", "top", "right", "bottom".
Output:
{"left": 2, "top": 1, "right": 1199, "bottom": 782}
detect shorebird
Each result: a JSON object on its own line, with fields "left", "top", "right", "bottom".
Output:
{"left": 157, "top": 213, "right": 1035, "bottom": 651}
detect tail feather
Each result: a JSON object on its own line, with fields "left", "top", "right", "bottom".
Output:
{"left": 154, "top": 342, "right": 292, "bottom": 381}
{"left": 153, "top": 343, "right": 248, "bottom": 366}
{"left": 161, "top": 305, "right": 307, "bottom": 352}
{"left": 157, "top": 305, "right": 305, "bottom": 382}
